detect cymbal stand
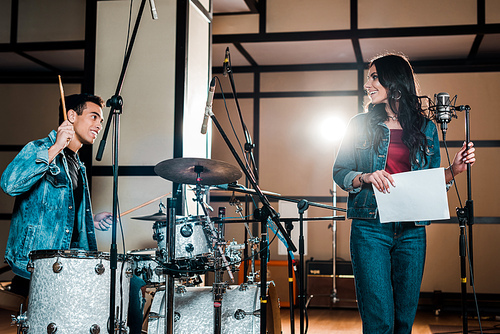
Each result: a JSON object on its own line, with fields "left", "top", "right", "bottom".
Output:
{"left": 165, "top": 198, "right": 177, "bottom": 334}
{"left": 229, "top": 197, "right": 259, "bottom": 283}
{"left": 192, "top": 177, "right": 234, "bottom": 334}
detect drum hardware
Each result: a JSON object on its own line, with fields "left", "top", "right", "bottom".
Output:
{"left": 47, "top": 322, "right": 57, "bottom": 333}
{"left": 11, "top": 304, "right": 28, "bottom": 334}
{"left": 52, "top": 258, "right": 63, "bottom": 273}
{"left": 234, "top": 308, "right": 260, "bottom": 320}
{"left": 89, "top": 324, "right": 100, "bottom": 334}
{"left": 229, "top": 198, "right": 260, "bottom": 284}
{"left": 96, "top": 260, "right": 105, "bottom": 275}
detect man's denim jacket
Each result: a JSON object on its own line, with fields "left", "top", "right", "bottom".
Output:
{"left": 333, "top": 113, "right": 441, "bottom": 226}
{"left": 1, "top": 130, "right": 97, "bottom": 279}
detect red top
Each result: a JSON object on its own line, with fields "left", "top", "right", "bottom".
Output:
{"left": 385, "top": 129, "right": 411, "bottom": 174}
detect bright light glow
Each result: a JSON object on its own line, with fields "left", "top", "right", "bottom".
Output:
{"left": 318, "top": 115, "right": 347, "bottom": 143}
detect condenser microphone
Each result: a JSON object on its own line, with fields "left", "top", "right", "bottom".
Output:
{"left": 149, "top": 0, "right": 158, "bottom": 19}
{"left": 222, "top": 47, "right": 230, "bottom": 77}
{"left": 434, "top": 92, "right": 452, "bottom": 133}
{"left": 201, "top": 77, "right": 216, "bottom": 135}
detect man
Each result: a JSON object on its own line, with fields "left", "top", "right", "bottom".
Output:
{"left": 1, "top": 94, "right": 112, "bottom": 296}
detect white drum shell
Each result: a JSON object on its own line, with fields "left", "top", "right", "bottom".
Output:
{"left": 154, "top": 216, "right": 212, "bottom": 260}
{"left": 26, "top": 250, "right": 131, "bottom": 334}
{"left": 148, "top": 285, "right": 260, "bottom": 334}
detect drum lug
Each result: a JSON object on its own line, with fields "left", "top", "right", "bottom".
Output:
{"left": 52, "top": 258, "right": 63, "bottom": 273}
{"left": 47, "top": 322, "right": 57, "bottom": 333}
{"left": 95, "top": 263, "right": 105, "bottom": 275}
{"left": 233, "top": 308, "right": 260, "bottom": 320}
{"left": 180, "top": 224, "right": 193, "bottom": 237}
{"left": 27, "top": 260, "right": 34, "bottom": 273}
{"left": 125, "top": 266, "right": 133, "bottom": 278}
{"left": 89, "top": 324, "right": 100, "bottom": 334}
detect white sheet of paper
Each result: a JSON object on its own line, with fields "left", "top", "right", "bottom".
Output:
{"left": 373, "top": 168, "right": 450, "bottom": 223}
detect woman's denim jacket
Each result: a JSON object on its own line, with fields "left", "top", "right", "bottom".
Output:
{"left": 333, "top": 112, "right": 441, "bottom": 226}
{"left": 1, "top": 130, "right": 97, "bottom": 279}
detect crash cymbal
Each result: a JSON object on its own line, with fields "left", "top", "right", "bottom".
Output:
{"left": 154, "top": 158, "right": 242, "bottom": 186}
{"left": 131, "top": 211, "right": 166, "bottom": 221}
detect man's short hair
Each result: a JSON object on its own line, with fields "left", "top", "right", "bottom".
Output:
{"left": 58, "top": 94, "right": 104, "bottom": 124}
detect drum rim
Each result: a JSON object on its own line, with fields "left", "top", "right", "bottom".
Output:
{"left": 29, "top": 249, "right": 128, "bottom": 261}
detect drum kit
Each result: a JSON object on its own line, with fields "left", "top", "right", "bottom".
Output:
{"left": 12, "top": 157, "right": 281, "bottom": 334}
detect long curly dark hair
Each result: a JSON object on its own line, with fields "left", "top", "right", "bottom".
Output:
{"left": 366, "top": 53, "right": 430, "bottom": 166}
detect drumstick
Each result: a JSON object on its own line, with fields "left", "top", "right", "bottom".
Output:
{"left": 58, "top": 75, "right": 67, "bottom": 121}
{"left": 119, "top": 193, "right": 171, "bottom": 217}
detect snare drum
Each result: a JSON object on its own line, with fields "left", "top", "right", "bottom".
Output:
{"left": 128, "top": 248, "right": 164, "bottom": 286}
{"left": 26, "top": 249, "right": 132, "bottom": 334}
{"left": 153, "top": 215, "right": 212, "bottom": 260}
{"left": 147, "top": 283, "right": 281, "bottom": 334}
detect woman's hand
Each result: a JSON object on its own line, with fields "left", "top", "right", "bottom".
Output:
{"left": 446, "top": 142, "right": 475, "bottom": 183}
{"left": 363, "top": 170, "right": 396, "bottom": 193}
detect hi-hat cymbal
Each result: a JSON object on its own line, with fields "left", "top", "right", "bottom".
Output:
{"left": 154, "top": 158, "right": 242, "bottom": 186}
{"left": 131, "top": 211, "right": 167, "bottom": 221}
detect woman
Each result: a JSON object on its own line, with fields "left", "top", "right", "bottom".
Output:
{"left": 332, "top": 53, "right": 475, "bottom": 333}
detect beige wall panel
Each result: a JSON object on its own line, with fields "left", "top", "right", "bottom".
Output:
{"left": 212, "top": 14, "right": 259, "bottom": 35}
{"left": 95, "top": 1, "right": 177, "bottom": 166}
{"left": 444, "top": 147, "right": 499, "bottom": 217}
{"left": 259, "top": 96, "right": 358, "bottom": 197}
{"left": 261, "top": 70, "right": 357, "bottom": 92}
{"left": 17, "top": 0, "right": 85, "bottom": 42}
{"left": 0, "top": 84, "right": 81, "bottom": 145}
{"left": 422, "top": 224, "right": 500, "bottom": 293}
{"left": 486, "top": 0, "right": 500, "bottom": 24}
{"left": 0, "top": 0, "right": 11, "bottom": 43}
{"left": 218, "top": 73, "right": 254, "bottom": 93}
{"left": 418, "top": 72, "right": 500, "bottom": 141}
{"left": 92, "top": 176, "right": 172, "bottom": 253}
{"left": 267, "top": 0, "right": 350, "bottom": 33}
{"left": 210, "top": 98, "right": 254, "bottom": 169}
{"left": 358, "top": 0, "right": 476, "bottom": 29}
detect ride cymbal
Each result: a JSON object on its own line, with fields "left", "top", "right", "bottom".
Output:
{"left": 154, "top": 157, "right": 242, "bottom": 185}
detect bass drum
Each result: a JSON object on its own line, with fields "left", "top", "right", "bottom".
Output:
{"left": 26, "top": 249, "right": 132, "bottom": 334}
{"left": 147, "top": 283, "right": 281, "bottom": 334}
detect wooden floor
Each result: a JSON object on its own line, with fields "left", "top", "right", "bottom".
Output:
{"left": 2, "top": 306, "right": 500, "bottom": 333}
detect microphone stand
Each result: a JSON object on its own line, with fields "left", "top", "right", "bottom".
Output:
{"left": 94, "top": 0, "right": 149, "bottom": 331}
{"left": 438, "top": 104, "right": 473, "bottom": 334}
{"left": 454, "top": 105, "right": 473, "bottom": 334}
{"left": 224, "top": 49, "right": 258, "bottom": 285}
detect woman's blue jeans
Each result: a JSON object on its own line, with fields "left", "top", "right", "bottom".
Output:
{"left": 350, "top": 219, "right": 426, "bottom": 334}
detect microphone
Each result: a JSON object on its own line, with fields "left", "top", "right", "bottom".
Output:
{"left": 201, "top": 77, "right": 216, "bottom": 135}
{"left": 149, "top": 0, "right": 158, "bottom": 19}
{"left": 222, "top": 47, "right": 230, "bottom": 77}
{"left": 434, "top": 92, "right": 452, "bottom": 133}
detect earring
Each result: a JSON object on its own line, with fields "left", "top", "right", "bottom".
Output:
{"left": 393, "top": 90, "right": 402, "bottom": 100}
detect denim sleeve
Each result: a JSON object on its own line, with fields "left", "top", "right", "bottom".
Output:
{"left": 0, "top": 141, "right": 58, "bottom": 196}
{"left": 333, "top": 117, "right": 362, "bottom": 193}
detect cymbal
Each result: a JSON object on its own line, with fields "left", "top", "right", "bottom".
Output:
{"left": 131, "top": 211, "right": 166, "bottom": 221}
{"left": 154, "top": 158, "right": 242, "bottom": 186}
